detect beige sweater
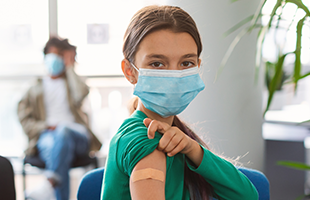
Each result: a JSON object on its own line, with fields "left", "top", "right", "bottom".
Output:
{"left": 17, "top": 68, "right": 102, "bottom": 156}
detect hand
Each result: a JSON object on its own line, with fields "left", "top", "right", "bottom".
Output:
{"left": 63, "top": 50, "right": 76, "bottom": 67}
{"left": 143, "top": 118, "right": 195, "bottom": 157}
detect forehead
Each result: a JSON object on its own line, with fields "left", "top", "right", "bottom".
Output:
{"left": 47, "top": 46, "right": 62, "bottom": 55}
{"left": 135, "top": 30, "right": 197, "bottom": 61}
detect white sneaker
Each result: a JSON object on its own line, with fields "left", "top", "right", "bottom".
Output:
{"left": 25, "top": 179, "right": 56, "bottom": 200}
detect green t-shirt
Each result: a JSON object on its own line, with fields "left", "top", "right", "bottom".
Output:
{"left": 100, "top": 110, "right": 258, "bottom": 200}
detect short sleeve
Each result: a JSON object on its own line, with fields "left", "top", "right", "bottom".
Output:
{"left": 118, "top": 122, "right": 163, "bottom": 176}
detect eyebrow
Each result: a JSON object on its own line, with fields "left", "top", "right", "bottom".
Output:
{"left": 146, "top": 54, "right": 168, "bottom": 60}
{"left": 145, "top": 53, "right": 198, "bottom": 60}
{"left": 181, "top": 53, "right": 198, "bottom": 59}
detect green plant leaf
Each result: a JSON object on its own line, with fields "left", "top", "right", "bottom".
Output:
{"left": 216, "top": 29, "right": 248, "bottom": 81}
{"left": 299, "top": 119, "right": 310, "bottom": 125}
{"left": 255, "top": 26, "right": 267, "bottom": 82}
{"left": 295, "top": 193, "right": 310, "bottom": 200}
{"left": 293, "top": 17, "right": 305, "bottom": 91}
{"left": 286, "top": 0, "right": 310, "bottom": 16}
{"left": 220, "top": 0, "right": 268, "bottom": 81}
{"left": 216, "top": 26, "right": 261, "bottom": 82}
{"left": 283, "top": 7, "right": 299, "bottom": 50}
{"left": 250, "top": 0, "right": 268, "bottom": 31}
{"left": 223, "top": 15, "right": 254, "bottom": 37}
{"left": 219, "top": 0, "right": 267, "bottom": 79}
{"left": 265, "top": 61, "right": 287, "bottom": 90}
{"left": 277, "top": 161, "right": 310, "bottom": 170}
{"left": 255, "top": 0, "right": 282, "bottom": 74}
{"left": 264, "top": 53, "right": 289, "bottom": 114}
{"left": 300, "top": 72, "right": 310, "bottom": 80}
{"left": 267, "top": 0, "right": 283, "bottom": 29}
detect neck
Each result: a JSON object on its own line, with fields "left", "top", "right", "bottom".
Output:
{"left": 137, "top": 99, "right": 174, "bottom": 126}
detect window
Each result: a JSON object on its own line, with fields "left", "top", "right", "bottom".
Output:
{"left": 57, "top": 0, "right": 166, "bottom": 76}
{"left": 0, "top": 0, "right": 166, "bottom": 158}
{"left": 0, "top": 0, "right": 49, "bottom": 77}
{"left": 0, "top": 0, "right": 49, "bottom": 157}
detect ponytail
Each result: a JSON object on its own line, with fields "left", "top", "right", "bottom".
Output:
{"left": 173, "top": 116, "right": 218, "bottom": 200}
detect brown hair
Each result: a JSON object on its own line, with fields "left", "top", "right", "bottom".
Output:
{"left": 62, "top": 38, "right": 77, "bottom": 53}
{"left": 123, "top": 5, "right": 202, "bottom": 63}
{"left": 124, "top": 6, "right": 215, "bottom": 200}
{"left": 43, "top": 37, "right": 76, "bottom": 55}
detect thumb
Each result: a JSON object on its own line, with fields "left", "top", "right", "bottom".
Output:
{"left": 143, "top": 118, "right": 152, "bottom": 128}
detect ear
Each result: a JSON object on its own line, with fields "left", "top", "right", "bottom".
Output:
{"left": 121, "top": 59, "right": 137, "bottom": 84}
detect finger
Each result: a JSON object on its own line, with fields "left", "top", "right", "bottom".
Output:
{"left": 146, "top": 120, "right": 170, "bottom": 139}
{"left": 157, "top": 130, "right": 176, "bottom": 151}
{"left": 143, "top": 118, "right": 157, "bottom": 139}
{"left": 149, "top": 120, "right": 170, "bottom": 134}
{"left": 147, "top": 120, "right": 164, "bottom": 139}
{"left": 162, "top": 132, "right": 183, "bottom": 153}
{"left": 167, "top": 139, "right": 187, "bottom": 157}
{"left": 143, "top": 118, "right": 152, "bottom": 128}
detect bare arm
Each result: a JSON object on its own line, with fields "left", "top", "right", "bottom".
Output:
{"left": 130, "top": 149, "right": 166, "bottom": 200}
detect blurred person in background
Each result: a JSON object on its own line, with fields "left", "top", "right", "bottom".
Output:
{"left": 18, "top": 37, "right": 102, "bottom": 200}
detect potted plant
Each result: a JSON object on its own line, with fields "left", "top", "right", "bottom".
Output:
{"left": 222, "top": 2, "right": 310, "bottom": 199}
{"left": 221, "top": 0, "right": 310, "bottom": 115}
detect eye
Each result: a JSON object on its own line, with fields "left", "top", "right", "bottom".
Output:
{"left": 150, "top": 62, "right": 164, "bottom": 68}
{"left": 181, "top": 61, "right": 195, "bottom": 68}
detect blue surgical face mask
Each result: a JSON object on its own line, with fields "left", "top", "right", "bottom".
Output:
{"left": 132, "top": 64, "right": 205, "bottom": 118}
{"left": 44, "top": 53, "right": 65, "bottom": 76}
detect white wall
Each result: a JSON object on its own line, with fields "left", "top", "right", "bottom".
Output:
{"left": 167, "top": 0, "right": 264, "bottom": 171}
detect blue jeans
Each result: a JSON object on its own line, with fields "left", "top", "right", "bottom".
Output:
{"left": 37, "top": 123, "right": 89, "bottom": 200}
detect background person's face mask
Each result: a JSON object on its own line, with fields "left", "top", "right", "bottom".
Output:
{"left": 132, "top": 64, "right": 205, "bottom": 118}
{"left": 44, "top": 53, "right": 65, "bottom": 76}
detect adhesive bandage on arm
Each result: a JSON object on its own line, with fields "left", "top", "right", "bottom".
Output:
{"left": 131, "top": 168, "right": 165, "bottom": 183}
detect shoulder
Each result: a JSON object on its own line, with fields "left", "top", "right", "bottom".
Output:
{"left": 117, "top": 113, "right": 162, "bottom": 150}
{"left": 21, "top": 78, "right": 43, "bottom": 99}
{"left": 118, "top": 116, "right": 148, "bottom": 142}
{"left": 116, "top": 111, "right": 160, "bottom": 142}
{"left": 117, "top": 115, "right": 160, "bottom": 155}
{"left": 114, "top": 111, "right": 162, "bottom": 175}
{"left": 65, "top": 67, "right": 87, "bottom": 85}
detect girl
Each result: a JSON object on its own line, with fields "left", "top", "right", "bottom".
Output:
{"left": 101, "top": 5, "right": 258, "bottom": 200}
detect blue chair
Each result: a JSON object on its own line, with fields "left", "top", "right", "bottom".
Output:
{"left": 77, "top": 167, "right": 104, "bottom": 200}
{"left": 77, "top": 167, "right": 270, "bottom": 200}
{"left": 237, "top": 167, "right": 270, "bottom": 200}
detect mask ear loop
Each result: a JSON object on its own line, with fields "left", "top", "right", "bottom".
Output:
{"left": 130, "top": 63, "right": 139, "bottom": 86}
{"left": 131, "top": 63, "right": 139, "bottom": 73}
